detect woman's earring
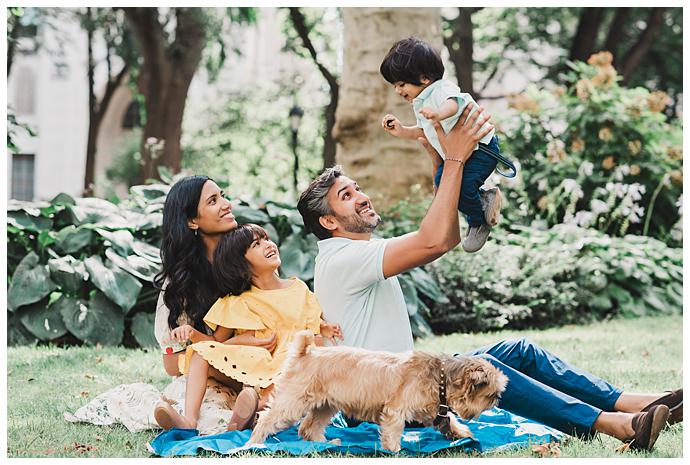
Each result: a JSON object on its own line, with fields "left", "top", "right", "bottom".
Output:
{"left": 194, "top": 229, "right": 198, "bottom": 237}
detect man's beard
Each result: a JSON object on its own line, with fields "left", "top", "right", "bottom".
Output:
{"left": 337, "top": 211, "right": 381, "bottom": 234}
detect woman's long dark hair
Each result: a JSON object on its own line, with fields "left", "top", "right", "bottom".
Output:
{"left": 213, "top": 224, "right": 269, "bottom": 297}
{"left": 154, "top": 175, "right": 220, "bottom": 332}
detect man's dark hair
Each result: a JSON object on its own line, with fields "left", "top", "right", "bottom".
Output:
{"left": 380, "top": 36, "right": 444, "bottom": 86}
{"left": 297, "top": 165, "right": 344, "bottom": 240}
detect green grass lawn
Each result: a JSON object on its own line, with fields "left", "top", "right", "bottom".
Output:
{"left": 6, "top": 315, "right": 683, "bottom": 458}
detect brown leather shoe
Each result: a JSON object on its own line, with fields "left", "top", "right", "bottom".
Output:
{"left": 226, "top": 387, "right": 259, "bottom": 431}
{"left": 629, "top": 404, "right": 670, "bottom": 450}
{"left": 642, "top": 389, "right": 682, "bottom": 425}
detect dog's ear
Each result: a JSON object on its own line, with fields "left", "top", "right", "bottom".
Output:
{"left": 468, "top": 367, "right": 489, "bottom": 393}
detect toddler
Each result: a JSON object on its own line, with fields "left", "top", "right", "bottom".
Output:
{"left": 380, "top": 37, "right": 516, "bottom": 252}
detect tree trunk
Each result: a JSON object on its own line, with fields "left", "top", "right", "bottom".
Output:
{"left": 619, "top": 8, "right": 666, "bottom": 80}
{"left": 444, "top": 7, "right": 476, "bottom": 95}
{"left": 84, "top": 7, "right": 97, "bottom": 196}
{"left": 124, "top": 7, "right": 206, "bottom": 183}
{"left": 569, "top": 7, "right": 605, "bottom": 62}
{"left": 603, "top": 7, "right": 632, "bottom": 62}
{"left": 287, "top": 8, "right": 339, "bottom": 170}
{"left": 334, "top": 8, "right": 442, "bottom": 209}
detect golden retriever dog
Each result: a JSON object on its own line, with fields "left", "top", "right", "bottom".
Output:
{"left": 247, "top": 331, "right": 508, "bottom": 452}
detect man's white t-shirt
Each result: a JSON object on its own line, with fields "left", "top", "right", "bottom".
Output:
{"left": 313, "top": 237, "right": 413, "bottom": 352}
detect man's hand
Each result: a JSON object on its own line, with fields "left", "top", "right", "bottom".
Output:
{"left": 434, "top": 103, "right": 493, "bottom": 164}
{"left": 382, "top": 114, "right": 403, "bottom": 137}
{"left": 419, "top": 107, "right": 441, "bottom": 123}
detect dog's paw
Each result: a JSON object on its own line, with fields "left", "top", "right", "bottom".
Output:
{"left": 449, "top": 421, "right": 474, "bottom": 440}
{"left": 381, "top": 440, "right": 401, "bottom": 453}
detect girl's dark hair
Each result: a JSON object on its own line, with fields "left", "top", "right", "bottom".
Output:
{"left": 213, "top": 224, "right": 269, "bottom": 297}
{"left": 154, "top": 175, "right": 220, "bottom": 332}
{"left": 380, "top": 36, "right": 444, "bottom": 86}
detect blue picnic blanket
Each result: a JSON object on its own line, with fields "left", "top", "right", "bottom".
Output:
{"left": 147, "top": 407, "right": 564, "bottom": 457}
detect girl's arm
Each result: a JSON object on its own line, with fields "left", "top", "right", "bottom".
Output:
{"left": 222, "top": 329, "right": 278, "bottom": 353}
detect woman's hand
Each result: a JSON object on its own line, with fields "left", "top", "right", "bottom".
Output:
{"left": 170, "top": 324, "right": 195, "bottom": 344}
{"left": 434, "top": 103, "right": 493, "bottom": 164}
{"left": 225, "top": 331, "right": 278, "bottom": 354}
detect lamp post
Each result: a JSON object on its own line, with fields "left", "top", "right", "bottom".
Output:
{"left": 289, "top": 104, "right": 304, "bottom": 193}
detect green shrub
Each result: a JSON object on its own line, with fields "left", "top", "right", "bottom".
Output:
{"left": 7, "top": 172, "right": 440, "bottom": 347}
{"left": 501, "top": 52, "right": 682, "bottom": 243}
{"left": 427, "top": 223, "right": 682, "bottom": 334}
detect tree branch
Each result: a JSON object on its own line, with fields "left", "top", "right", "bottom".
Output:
{"left": 619, "top": 8, "right": 666, "bottom": 79}
{"left": 603, "top": 7, "right": 632, "bottom": 61}
{"left": 287, "top": 7, "right": 338, "bottom": 92}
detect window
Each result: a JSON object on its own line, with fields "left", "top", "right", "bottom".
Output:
{"left": 14, "top": 66, "right": 35, "bottom": 115}
{"left": 11, "top": 154, "right": 35, "bottom": 201}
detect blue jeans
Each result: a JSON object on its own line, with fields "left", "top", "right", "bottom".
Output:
{"left": 434, "top": 136, "right": 500, "bottom": 227}
{"left": 459, "top": 338, "right": 623, "bottom": 437}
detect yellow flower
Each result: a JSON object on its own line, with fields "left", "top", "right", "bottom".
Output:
{"left": 647, "top": 91, "right": 672, "bottom": 112}
{"left": 667, "top": 146, "right": 683, "bottom": 161}
{"left": 670, "top": 170, "right": 683, "bottom": 186}
{"left": 627, "top": 140, "right": 642, "bottom": 156}
{"left": 508, "top": 93, "right": 540, "bottom": 114}
{"left": 571, "top": 138, "right": 585, "bottom": 153}
{"left": 537, "top": 196, "right": 549, "bottom": 211}
{"left": 575, "top": 79, "right": 595, "bottom": 101}
{"left": 587, "top": 51, "right": 614, "bottom": 67}
{"left": 591, "top": 64, "right": 617, "bottom": 88}
{"left": 629, "top": 164, "right": 641, "bottom": 176}
{"left": 598, "top": 127, "right": 614, "bottom": 142}
{"left": 602, "top": 156, "right": 615, "bottom": 170}
{"left": 552, "top": 86, "right": 566, "bottom": 97}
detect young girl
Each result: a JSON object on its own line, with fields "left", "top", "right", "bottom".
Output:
{"left": 380, "top": 36, "right": 516, "bottom": 253}
{"left": 154, "top": 224, "right": 342, "bottom": 432}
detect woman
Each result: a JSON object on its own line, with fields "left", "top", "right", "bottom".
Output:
{"left": 153, "top": 175, "right": 275, "bottom": 429}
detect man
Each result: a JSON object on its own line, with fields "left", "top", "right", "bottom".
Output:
{"left": 296, "top": 104, "right": 681, "bottom": 450}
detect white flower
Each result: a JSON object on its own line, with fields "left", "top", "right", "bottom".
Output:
{"left": 590, "top": 199, "right": 610, "bottom": 215}
{"left": 578, "top": 161, "right": 594, "bottom": 177}
{"left": 537, "top": 179, "right": 548, "bottom": 192}
{"left": 561, "top": 179, "right": 578, "bottom": 194}
{"left": 146, "top": 137, "right": 159, "bottom": 145}
{"left": 574, "top": 210, "right": 594, "bottom": 227}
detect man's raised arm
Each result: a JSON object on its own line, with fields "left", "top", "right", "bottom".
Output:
{"left": 382, "top": 104, "right": 493, "bottom": 279}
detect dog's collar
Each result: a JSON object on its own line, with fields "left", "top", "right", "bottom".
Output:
{"left": 433, "top": 359, "right": 451, "bottom": 435}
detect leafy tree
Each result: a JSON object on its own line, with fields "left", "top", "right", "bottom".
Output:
{"left": 122, "top": 7, "right": 255, "bottom": 183}
{"left": 285, "top": 7, "right": 340, "bottom": 170}
{"left": 443, "top": 7, "right": 682, "bottom": 108}
{"left": 80, "top": 7, "right": 137, "bottom": 195}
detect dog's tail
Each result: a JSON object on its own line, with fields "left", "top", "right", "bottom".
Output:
{"left": 291, "top": 330, "right": 315, "bottom": 358}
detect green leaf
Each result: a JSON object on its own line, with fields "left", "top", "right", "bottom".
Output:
{"left": 131, "top": 311, "right": 159, "bottom": 347}
{"left": 232, "top": 204, "right": 270, "bottom": 224}
{"left": 131, "top": 239, "right": 161, "bottom": 264}
{"left": 408, "top": 267, "right": 449, "bottom": 303}
{"left": 67, "top": 198, "right": 129, "bottom": 228}
{"left": 37, "top": 230, "right": 56, "bottom": 250}
{"left": 278, "top": 234, "right": 315, "bottom": 281}
{"left": 8, "top": 252, "right": 58, "bottom": 312}
{"left": 48, "top": 255, "right": 88, "bottom": 293}
{"left": 54, "top": 225, "right": 94, "bottom": 254}
{"left": 7, "top": 210, "right": 52, "bottom": 232}
{"left": 17, "top": 297, "right": 68, "bottom": 340}
{"left": 7, "top": 313, "right": 40, "bottom": 346}
{"left": 398, "top": 273, "right": 420, "bottom": 316}
{"left": 59, "top": 292, "right": 124, "bottom": 346}
{"left": 95, "top": 228, "right": 135, "bottom": 256}
{"left": 129, "top": 184, "right": 169, "bottom": 201}
{"left": 105, "top": 248, "right": 160, "bottom": 282}
{"left": 84, "top": 255, "right": 143, "bottom": 312}
{"left": 50, "top": 192, "right": 76, "bottom": 206}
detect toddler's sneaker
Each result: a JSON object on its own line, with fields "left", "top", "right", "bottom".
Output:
{"left": 462, "top": 223, "right": 492, "bottom": 253}
{"left": 480, "top": 186, "right": 502, "bottom": 226}
{"left": 462, "top": 187, "right": 502, "bottom": 253}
